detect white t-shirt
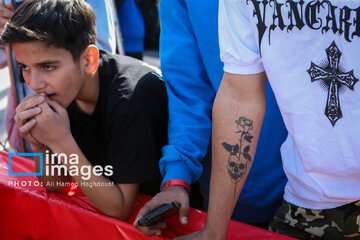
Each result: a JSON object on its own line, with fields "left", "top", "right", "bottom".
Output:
{"left": 219, "top": 0, "right": 360, "bottom": 209}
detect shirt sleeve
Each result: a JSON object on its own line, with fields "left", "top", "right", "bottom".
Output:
{"left": 159, "top": 0, "right": 217, "bottom": 186}
{"left": 219, "top": 0, "right": 264, "bottom": 74}
{"left": 106, "top": 72, "right": 167, "bottom": 184}
{"left": 107, "top": 110, "right": 162, "bottom": 184}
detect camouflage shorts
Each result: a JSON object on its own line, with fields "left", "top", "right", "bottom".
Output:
{"left": 269, "top": 200, "right": 360, "bottom": 239}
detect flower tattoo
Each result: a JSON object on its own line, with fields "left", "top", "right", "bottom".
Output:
{"left": 222, "top": 116, "right": 254, "bottom": 198}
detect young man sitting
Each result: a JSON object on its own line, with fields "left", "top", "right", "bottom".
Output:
{"left": 1, "top": 0, "right": 168, "bottom": 220}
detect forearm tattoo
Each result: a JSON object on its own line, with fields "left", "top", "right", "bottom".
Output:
{"left": 222, "top": 117, "right": 253, "bottom": 199}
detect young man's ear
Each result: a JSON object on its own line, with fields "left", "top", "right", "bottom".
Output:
{"left": 83, "top": 45, "right": 99, "bottom": 74}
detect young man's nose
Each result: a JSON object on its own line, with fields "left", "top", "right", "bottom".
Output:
{"left": 27, "top": 73, "right": 46, "bottom": 91}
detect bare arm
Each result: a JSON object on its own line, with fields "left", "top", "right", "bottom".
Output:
{"left": 51, "top": 138, "right": 139, "bottom": 220}
{"left": 13, "top": 94, "right": 73, "bottom": 191}
{"left": 31, "top": 98, "right": 139, "bottom": 220}
{"left": 176, "top": 72, "right": 267, "bottom": 240}
{"left": 33, "top": 145, "right": 72, "bottom": 192}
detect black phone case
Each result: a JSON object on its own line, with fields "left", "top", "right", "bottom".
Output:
{"left": 138, "top": 202, "right": 178, "bottom": 226}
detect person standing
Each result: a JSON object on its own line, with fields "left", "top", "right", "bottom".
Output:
{"left": 134, "top": 0, "right": 288, "bottom": 235}
{"left": 177, "top": 0, "right": 360, "bottom": 239}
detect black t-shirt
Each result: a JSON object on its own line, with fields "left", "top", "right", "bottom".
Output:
{"left": 67, "top": 50, "right": 168, "bottom": 194}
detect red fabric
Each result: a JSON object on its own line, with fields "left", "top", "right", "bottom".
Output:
{"left": 0, "top": 151, "right": 294, "bottom": 240}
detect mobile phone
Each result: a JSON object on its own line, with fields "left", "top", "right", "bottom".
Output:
{"left": 138, "top": 202, "right": 179, "bottom": 226}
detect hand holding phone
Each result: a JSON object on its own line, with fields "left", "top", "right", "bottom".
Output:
{"left": 138, "top": 202, "right": 179, "bottom": 226}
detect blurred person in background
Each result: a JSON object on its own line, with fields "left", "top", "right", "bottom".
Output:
{"left": 117, "top": 0, "right": 145, "bottom": 60}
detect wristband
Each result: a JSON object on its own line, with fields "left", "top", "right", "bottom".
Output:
{"left": 161, "top": 179, "right": 190, "bottom": 195}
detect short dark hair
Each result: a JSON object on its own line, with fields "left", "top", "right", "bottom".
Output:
{"left": 1, "top": 0, "right": 97, "bottom": 61}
